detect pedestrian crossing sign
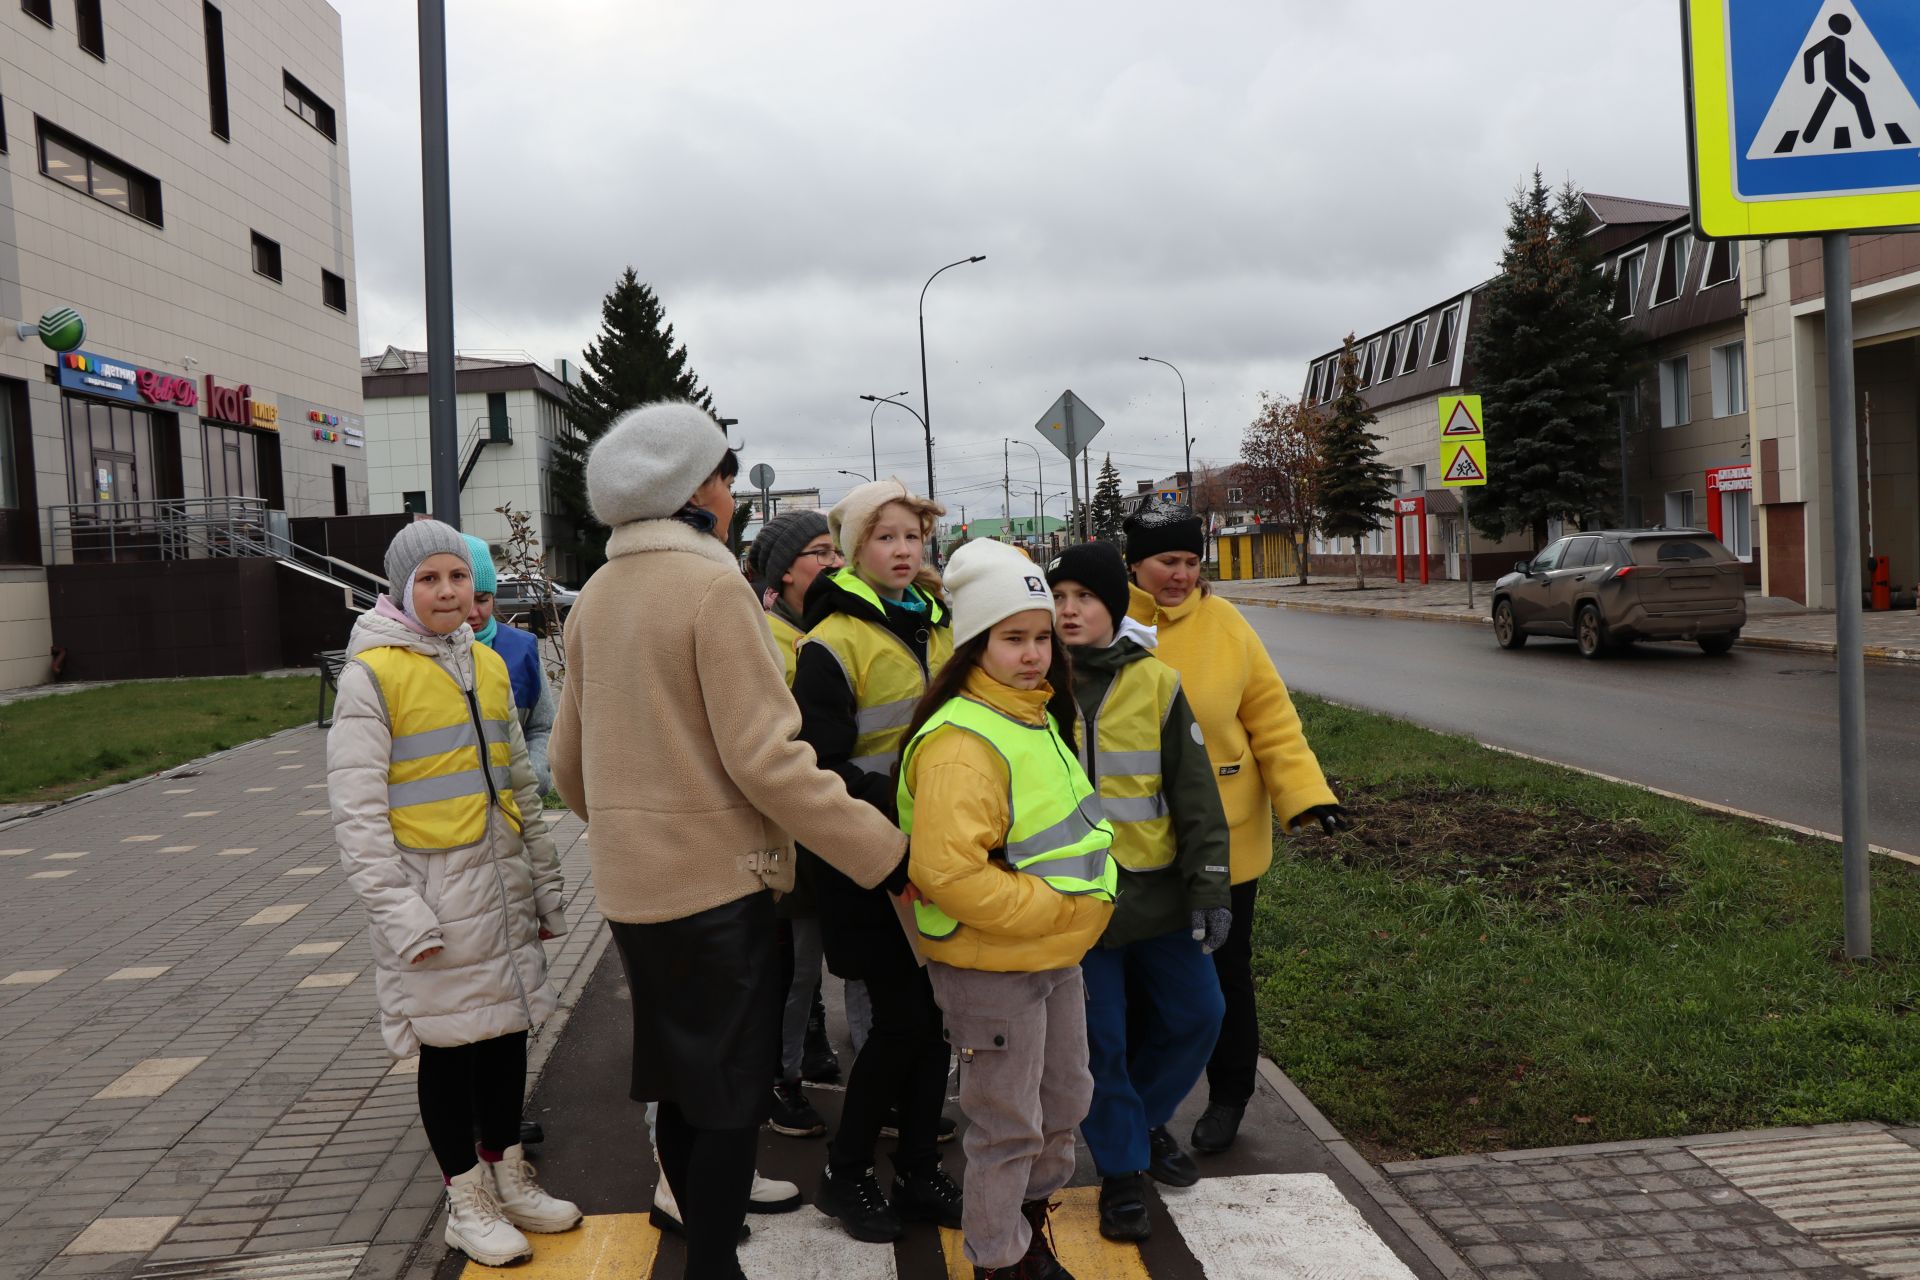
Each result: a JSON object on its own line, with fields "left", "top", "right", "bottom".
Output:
{"left": 1685, "top": 0, "right": 1920, "bottom": 237}
{"left": 1440, "top": 439, "right": 1488, "bottom": 487}
{"left": 1439, "top": 395, "right": 1484, "bottom": 440}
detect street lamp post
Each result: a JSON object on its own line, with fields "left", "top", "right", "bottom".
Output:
{"left": 837, "top": 468, "right": 871, "bottom": 483}
{"left": 866, "top": 393, "right": 905, "bottom": 481}
{"left": 1008, "top": 438, "right": 1044, "bottom": 549}
{"left": 861, "top": 392, "right": 928, "bottom": 482}
{"left": 919, "top": 256, "right": 986, "bottom": 502}
{"left": 1138, "top": 355, "right": 1194, "bottom": 494}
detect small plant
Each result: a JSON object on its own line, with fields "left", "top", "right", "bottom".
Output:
{"left": 493, "top": 501, "right": 567, "bottom": 685}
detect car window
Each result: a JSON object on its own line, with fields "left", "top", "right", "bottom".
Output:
{"left": 1630, "top": 537, "right": 1729, "bottom": 565}
{"left": 1563, "top": 538, "right": 1600, "bottom": 569}
{"left": 1531, "top": 539, "right": 1570, "bottom": 573}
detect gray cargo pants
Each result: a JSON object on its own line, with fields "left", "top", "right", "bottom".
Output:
{"left": 927, "top": 962, "right": 1093, "bottom": 1270}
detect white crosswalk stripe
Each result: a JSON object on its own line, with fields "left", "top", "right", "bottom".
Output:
{"left": 1160, "top": 1173, "right": 1416, "bottom": 1280}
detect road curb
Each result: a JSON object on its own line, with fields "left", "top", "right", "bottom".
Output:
{"left": 1256, "top": 1056, "right": 1478, "bottom": 1280}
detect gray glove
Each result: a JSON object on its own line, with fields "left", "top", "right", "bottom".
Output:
{"left": 1191, "top": 907, "right": 1232, "bottom": 955}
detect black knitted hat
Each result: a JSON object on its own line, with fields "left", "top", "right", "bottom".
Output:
{"left": 1046, "top": 542, "right": 1131, "bottom": 634}
{"left": 1123, "top": 504, "right": 1205, "bottom": 564}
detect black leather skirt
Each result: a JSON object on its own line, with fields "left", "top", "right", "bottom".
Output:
{"left": 608, "top": 891, "right": 779, "bottom": 1130}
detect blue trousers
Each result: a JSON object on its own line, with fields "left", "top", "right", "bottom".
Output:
{"left": 1079, "top": 927, "right": 1226, "bottom": 1176}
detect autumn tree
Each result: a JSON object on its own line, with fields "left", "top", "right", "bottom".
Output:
{"left": 1242, "top": 393, "right": 1324, "bottom": 584}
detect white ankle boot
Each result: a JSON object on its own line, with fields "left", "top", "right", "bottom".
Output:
{"left": 651, "top": 1160, "right": 793, "bottom": 1233}
{"left": 491, "top": 1143, "right": 583, "bottom": 1233}
{"left": 444, "top": 1164, "right": 532, "bottom": 1267}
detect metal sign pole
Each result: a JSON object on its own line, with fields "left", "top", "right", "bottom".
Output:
{"left": 1824, "top": 232, "right": 1871, "bottom": 960}
{"left": 1461, "top": 491, "right": 1475, "bottom": 612}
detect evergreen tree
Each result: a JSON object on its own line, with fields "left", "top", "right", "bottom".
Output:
{"left": 1090, "top": 454, "right": 1126, "bottom": 542}
{"left": 1469, "top": 171, "right": 1640, "bottom": 546}
{"left": 553, "top": 268, "right": 718, "bottom": 570}
{"left": 1316, "top": 335, "right": 1396, "bottom": 588}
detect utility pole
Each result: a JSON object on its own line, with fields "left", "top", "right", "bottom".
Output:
{"left": 419, "top": 0, "right": 458, "bottom": 527}
{"left": 1003, "top": 441, "right": 1012, "bottom": 528}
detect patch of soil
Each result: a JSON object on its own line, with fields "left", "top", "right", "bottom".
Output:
{"left": 1299, "top": 783, "right": 1682, "bottom": 913}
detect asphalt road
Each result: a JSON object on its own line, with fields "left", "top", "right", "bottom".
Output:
{"left": 1240, "top": 604, "right": 1920, "bottom": 857}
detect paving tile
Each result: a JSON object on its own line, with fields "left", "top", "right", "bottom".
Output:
{"left": 60, "top": 1215, "right": 179, "bottom": 1254}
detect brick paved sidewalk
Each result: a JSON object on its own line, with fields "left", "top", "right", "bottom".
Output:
{"left": 0, "top": 724, "right": 600, "bottom": 1280}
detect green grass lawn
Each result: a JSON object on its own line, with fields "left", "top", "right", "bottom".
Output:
{"left": 0, "top": 677, "right": 316, "bottom": 804}
{"left": 1258, "top": 695, "right": 1920, "bottom": 1161}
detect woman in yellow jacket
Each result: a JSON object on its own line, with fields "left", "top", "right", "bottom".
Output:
{"left": 1123, "top": 505, "right": 1349, "bottom": 1156}
{"left": 900, "top": 540, "right": 1117, "bottom": 1280}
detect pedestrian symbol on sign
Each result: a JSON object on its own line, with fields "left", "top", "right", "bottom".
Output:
{"left": 1748, "top": 1, "right": 1920, "bottom": 159}
{"left": 1441, "top": 442, "right": 1486, "bottom": 485}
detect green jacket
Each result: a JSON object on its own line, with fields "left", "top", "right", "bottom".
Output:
{"left": 1068, "top": 635, "right": 1231, "bottom": 948}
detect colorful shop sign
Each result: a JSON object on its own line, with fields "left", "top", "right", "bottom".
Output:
{"left": 302, "top": 404, "right": 365, "bottom": 447}
{"left": 201, "top": 376, "right": 267, "bottom": 430}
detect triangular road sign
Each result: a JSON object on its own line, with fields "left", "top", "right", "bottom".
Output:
{"left": 1442, "top": 443, "right": 1486, "bottom": 484}
{"left": 1441, "top": 398, "right": 1483, "bottom": 437}
{"left": 1747, "top": 0, "right": 1920, "bottom": 160}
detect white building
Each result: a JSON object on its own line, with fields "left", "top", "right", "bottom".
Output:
{"left": 0, "top": 0, "right": 366, "bottom": 688}
{"left": 360, "top": 348, "right": 580, "bottom": 583}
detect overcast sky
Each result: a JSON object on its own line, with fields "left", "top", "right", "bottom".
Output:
{"left": 335, "top": 0, "right": 1691, "bottom": 517}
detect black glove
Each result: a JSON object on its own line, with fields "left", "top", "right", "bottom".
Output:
{"left": 1291, "top": 804, "right": 1351, "bottom": 836}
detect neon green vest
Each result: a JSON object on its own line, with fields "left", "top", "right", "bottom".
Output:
{"left": 802, "top": 569, "right": 952, "bottom": 775}
{"left": 897, "top": 694, "right": 1117, "bottom": 940}
{"left": 1081, "top": 660, "right": 1181, "bottom": 871}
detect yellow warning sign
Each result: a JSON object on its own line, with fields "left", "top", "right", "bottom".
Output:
{"left": 1439, "top": 395, "right": 1483, "bottom": 439}
{"left": 1440, "top": 439, "right": 1487, "bottom": 487}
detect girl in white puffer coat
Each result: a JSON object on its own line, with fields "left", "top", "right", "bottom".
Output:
{"left": 327, "top": 520, "right": 580, "bottom": 1267}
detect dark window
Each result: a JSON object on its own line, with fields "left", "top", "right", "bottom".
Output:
{"left": 0, "top": 73, "right": 8, "bottom": 155}
{"left": 1633, "top": 538, "right": 1721, "bottom": 564}
{"left": 1431, "top": 305, "right": 1460, "bottom": 365}
{"left": 321, "top": 269, "right": 346, "bottom": 312}
{"left": 283, "top": 71, "right": 336, "bottom": 141}
{"left": 1564, "top": 537, "right": 1601, "bottom": 569}
{"left": 74, "top": 0, "right": 103, "bottom": 58}
{"left": 402, "top": 490, "right": 427, "bottom": 514}
{"left": 1701, "top": 239, "right": 1740, "bottom": 289}
{"left": 1651, "top": 232, "right": 1691, "bottom": 306}
{"left": 36, "top": 119, "right": 163, "bottom": 225}
{"left": 201, "top": 423, "right": 260, "bottom": 499}
{"left": 1531, "top": 539, "right": 1570, "bottom": 574}
{"left": 1380, "top": 329, "right": 1402, "bottom": 380}
{"left": 1615, "top": 249, "right": 1646, "bottom": 316}
{"left": 21, "top": 0, "right": 51, "bottom": 26}
{"left": 203, "top": 3, "right": 229, "bottom": 140}
{"left": 251, "top": 232, "right": 282, "bottom": 282}
{"left": 1401, "top": 319, "right": 1427, "bottom": 375}
{"left": 486, "top": 391, "right": 510, "bottom": 441}
{"left": 332, "top": 465, "right": 348, "bottom": 516}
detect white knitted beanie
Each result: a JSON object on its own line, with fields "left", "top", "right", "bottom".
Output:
{"left": 586, "top": 401, "right": 729, "bottom": 527}
{"left": 829, "top": 477, "right": 944, "bottom": 561}
{"left": 945, "top": 538, "right": 1055, "bottom": 648}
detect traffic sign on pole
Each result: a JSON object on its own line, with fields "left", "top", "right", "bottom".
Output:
{"left": 1034, "top": 390, "right": 1104, "bottom": 542}
{"left": 1440, "top": 440, "right": 1488, "bottom": 486}
{"left": 1439, "top": 395, "right": 1484, "bottom": 439}
{"left": 1684, "top": 0, "right": 1920, "bottom": 238}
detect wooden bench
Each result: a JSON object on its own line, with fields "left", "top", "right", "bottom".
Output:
{"left": 316, "top": 649, "right": 349, "bottom": 728}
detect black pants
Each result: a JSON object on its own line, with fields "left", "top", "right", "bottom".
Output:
{"left": 827, "top": 936, "right": 948, "bottom": 1177}
{"left": 655, "top": 1100, "right": 757, "bottom": 1280}
{"left": 418, "top": 1031, "right": 527, "bottom": 1179}
{"left": 1204, "top": 880, "right": 1260, "bottom": 1107}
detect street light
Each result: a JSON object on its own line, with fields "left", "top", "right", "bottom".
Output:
{"left": 919, "top": 255, "right": 986, "bottom": 502}
{"left": 864, "top": 392, "right": 908, "bottom": 480}
{"left": 837, "top": 468, "right": 871, "bottom": 482}
{"left": 861, "top": 392, "right": 927, "bottom": 479}
{"left": 1007, "top": 438, "right": 1044, "bottom": 549}
{"left": 1138, "top": 355, "right": 1194, "bottom": 490}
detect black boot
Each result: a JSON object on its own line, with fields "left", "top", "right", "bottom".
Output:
{"left": 817, "top": 1164, "right": 904, "bottom": 1243}
{"left": 1190, "top": 1100, "right": 1246, "bottom": 1155}
{"left": 892, "top": 1162, "right": 963, "bottom": 1229}
{"left": 1147, "top": 1125, "right": 1199, "bottom": 1186}
{"left": 1019, "top": 1198, "right": 1075, "bottom": 1279}
{"left": 1098, "top": 1173, "right": 1151, "bottom": 1242}
{"left": 802, "top": 986, "right": 841, "bottom": 1083}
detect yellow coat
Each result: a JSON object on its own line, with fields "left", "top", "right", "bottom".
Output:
{"left": 1127, "top": 584, "right": 1336, "bottom": 884}
{"left": 905, "top": 668, "right": 1113, "bottom": 973}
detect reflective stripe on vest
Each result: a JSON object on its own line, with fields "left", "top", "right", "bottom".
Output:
{"left": 803, "top": 569, "right": 952, "bottom": 776}
{"left": 356, "top": 643, "right": 524, "bottom": 850}
{"left": 1081, "top": 661, "right": 1182, "bottom": 872}
{"left": 897, "top": 694, "right": 1116, "bottom": 940}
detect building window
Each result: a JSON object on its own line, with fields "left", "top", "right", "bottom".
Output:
{"left": 22, "top": 0, "right": 53, "bottom": 25}
{"left": 332, "top": 465, "right": 348, "bottom": 516}
{"left": 402, "top": 490, "right": 427, "bottom": 515}
{"left": 1665, "top": 490, "right": 1695, "bottom": 529}
{"left": 202, "top": 424, "right": 260, "bottom": 499}
{"left": 0, "top": 73, "right": 8, "bottom": 155}
{"left": 1227, "top": 487, "right": 1243, "bottom": 505}
{"left": 64, "top": 397, "right": 166, "bottom": 505}
{"left": 1411, "top": 463, "right": 1427, "bottom": 492}
{"left": 37, "top": 119, "right": 163, "bottom": 225}
{"left": 283, "top": 71, "right": 336, "bottom": 141}
{"left": 204, "top": 3, "right": 229, "bottom": 140}
{"left": 1401, "top": 319, "right": 1427, "bottom": 375}
{"left": 74, "top": 0, "right": 103, "bottom": 58}
{"left": 1720, "top": 488, "right": 1753, "bottom": 558}
{"left": 1651, "top": 231, "right": 1691, "bottom": 307}
{"left": 1358, "top": 340, "right": 1377, "bottom": 386}
{"left": 1615, "top": 248, "right": 1647, "bottom": 316}
{"left": 1431, "top": 304, "right": 1461, "bottom": 366}
{"left": 322, "top": 269, "right": 346, "bottom": 312}
{"left": 251, "top": 232, "right": 283, "bottom": 282}
{"left": 1380, "top": 328, "right": 1404, "bottom": 380}
{"left": 1700, "top": 239, "right": 1740, "bottom": 289}
{"left": 1658, "top": 355, "right": 1690, "bottom": 428}
{"left": 1711, "top": 341, "right": 1747, "bottom": 418}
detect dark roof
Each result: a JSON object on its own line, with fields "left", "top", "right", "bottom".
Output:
{"left": 1583, "top": 194, "right": 1688, "bottom": 227}
{"left": 360, "top": 345, "right": 572, "bottom": 401}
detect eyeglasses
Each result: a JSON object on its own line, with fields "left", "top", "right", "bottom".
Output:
{"left": 797, "top": 548, "right": 843, "bottom": 562}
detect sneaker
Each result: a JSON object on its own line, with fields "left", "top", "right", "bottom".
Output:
{"left": 891, "top": 1163, "right": 963, "bottom": 1229}
{"left": 650, "top": 1163, "right": 750, "bottom": 1241}
{"left": 1147, "top": 1126, "right": 1199, "bottom": 1187}
{"left": 817, "top": 1164, "right": 904, "bottom": 1243}
{"left": 770, "top": 1078, "right": 827, "bottom": 1138}
{"left": 1097, "top": 1173, "right": 1151, "bottom": 1242}
{"left": 748, "top": 1170, "right": 802, "bottom": 1214}
{"left": 879, "top": 1106, "right": 958, "bottom": 1143}
{"left": 444, "top": 1164, "right": 532, "bottom": 1267}
{"left": 490, "top": 1143, "right": 583, "bottom": 1232}
{"left": 1190, "top": 1100, "right": 1247, "bottom": 1155}
{"left": 802, "top": 991, "right": 842, "bottom": 1083}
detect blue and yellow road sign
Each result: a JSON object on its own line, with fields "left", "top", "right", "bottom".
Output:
{"left": 1685, "top": 0, "right": 1920, "bottom": 237}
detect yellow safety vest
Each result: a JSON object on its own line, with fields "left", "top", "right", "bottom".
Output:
{"left": 356, "top": 644, "right": 523, "bottom": 850}
{"left": 898, "top": 695, "right": 1117, "bottom": 939}
{"left": 767, "top": 612, "right": 804, "bottom": 688}
{"left": 1080, "top": 661, "right": 1181, "bottom": 872}
{"left": 802, "top": 569, "right": 953, "bottom": 775}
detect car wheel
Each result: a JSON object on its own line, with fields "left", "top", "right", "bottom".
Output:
{"left": 1699, "top": 631, "right": 1737, "bottom": 656}
{"left": 1493, "top": 599, "right": 1526, "bottom": 649}
{"left": 1576, "top": 603, "right": 1609, "bottom": 659}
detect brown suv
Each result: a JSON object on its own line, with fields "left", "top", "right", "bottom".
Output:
{"left": 1491, "top": 530, "right": 1747, "bottom": 658}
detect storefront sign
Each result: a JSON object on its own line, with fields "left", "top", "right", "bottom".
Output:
{"left": 202, "top": 376, "right": 255, "bottom": 428}
{"left": 303, "top": 407, "right": 364, "bottom": 447}
{"left": 1705, "top": 464, "right": 1752, "bottom": 493}
{"left": 136, "top": 369, "right": 199, "bottom": 409}
{"left": 251, "top": 400, "right": 279, "bottom": 431}
{"left": 57, "top": 351, "right": 142, "bottom": 403}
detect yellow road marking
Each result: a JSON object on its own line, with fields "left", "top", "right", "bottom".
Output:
{"left": 458, "top": 1213, "right": 659, "bottom": 1280}
{"left": 941, "top": 1186, "right": 1148, "bottom": 1279}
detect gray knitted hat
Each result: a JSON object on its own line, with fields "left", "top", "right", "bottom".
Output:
{"left": 748, "top": 509, "right": 831, "bottom": 590}
{"left": 384, "top": 518, "right": 471, "bottom": 594}
{"left": 586, "top": 401, "right": 729, "bottom": 527}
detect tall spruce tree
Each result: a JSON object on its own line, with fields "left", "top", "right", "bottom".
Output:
{"left": 1470, "top": 171, "right": 1640, "bottom": 547}
{"left": 553, "top": 268, "right": 718, "bottom": 570}
{"left": 1316, "top": 335, "right": 1395, "bottom": 588}
{"left": 1090, "top": 454, "right": 1126, "bottom": 542}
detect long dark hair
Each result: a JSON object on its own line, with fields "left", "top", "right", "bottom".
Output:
{"left": 900, "top": 626, "right": 1079, "bottom": 765}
